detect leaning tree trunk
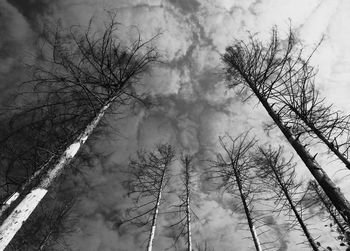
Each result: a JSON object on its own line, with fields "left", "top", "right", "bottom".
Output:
{"left": 147, "top": 165, "right": 166, "bottom": 251}
{"left": 0, "top": 96, "right": 115, "bottom": 250}
{"left": 242, "top": 76, "right": 350, "bottom": 225}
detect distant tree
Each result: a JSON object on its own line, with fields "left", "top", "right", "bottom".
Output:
{"left": 209, "top": 132, "right": 262, "bottom": 251}
{"left": 125, "top": 144, "right": 175, "bottom": 251}
{"left": 254, "top": 145, "right": 320, "bottom": 251}
{"left": 0, "top": 12, "right": 159, "bottom": 249}
{"left": 222, "top": 27, "right": 350, "bottom": 225}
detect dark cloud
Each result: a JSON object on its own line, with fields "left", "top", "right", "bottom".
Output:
{"left": 0, "top": 1, "right": 35, "bottom": 100}
{"left": 167, "top": 0, "right": 200, "bottom": 14}
{"left": 263, "top": 215, "right": 289, "bottom": 251}
{"left": 7, "top": 0, "right": 56, "bottom": 20}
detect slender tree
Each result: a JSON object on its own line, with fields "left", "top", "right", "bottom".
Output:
{"left": 210, "top": 132, "right": 262, "bottom": 251}
{"left": 125, "top": 144, "right": 175, "bottom": 251}
{"left": 254, "top": 145, "right": 320, "bottom": 251}
{"left": 0, "top": 13, "right": 159, "bottom": 249}
{"left": 168, "top": 154, "right": 198, "bottom": 250}
{"left": 222, "top": 28, "right": 350, "bottom": 225}
{"left": 180, "top": 154, "right": 194, "bottom": 251}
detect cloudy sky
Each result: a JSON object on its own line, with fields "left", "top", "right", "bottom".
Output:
{"left": 2, "top": 0, "right": 350, "bottom": 250}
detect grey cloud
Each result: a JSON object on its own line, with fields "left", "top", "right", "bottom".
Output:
{"left": 167, "top": 0, "right": 201, "bottom": 14}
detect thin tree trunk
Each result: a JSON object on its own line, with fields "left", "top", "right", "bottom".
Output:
{"left": 0, "top": 97, "right": 115, "bottom": 250}
{"left": 185, "top": 168, "right": 192, "bottom": 251}
{"left": 269, "top": 163, "right": 319, "bottom": 250}
{"left": 242, "top": 76, "right": 350, "bottom": 225}
{"left": 147, "top": 165, "right": 165, "bottom": 251}
{"left": 233, "top": 166, "right": 262, "bottom": 251}
{"left": 290, "top": 107, "right": 350, "bottom": 170}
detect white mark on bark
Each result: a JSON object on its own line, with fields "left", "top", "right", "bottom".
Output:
{"left": 80, "top": 135, "right": 88, "bottom": 144}
{"left": 4, "top": 192, "right": 19, "bottom": 206}
{"left": 0, "top": 188, "right": 47, "bottom": 250}
{"left": 0, "top": 192, "right": 20, "bottom": 217}
{"left": 65, "top": 142, "right": 81, "bottom": 158}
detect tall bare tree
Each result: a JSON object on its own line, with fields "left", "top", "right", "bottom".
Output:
{"left": 125, "top": 144, "right": 175, "bottom": 251}
{"left": 222, "top": 28, "right": 350, "bottom": 225}
{"left": 209, "top": 132, "right": 262, "bottom": 251}
{"left": 0, "top": 13, "right": 159, "bottom": 249}
{"left": 254, "top": 145, "right": 320, "bottom": 251}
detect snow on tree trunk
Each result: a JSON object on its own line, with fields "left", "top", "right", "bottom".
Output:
{"left": 0, "top": 97, "right": 115, "bottom": 249}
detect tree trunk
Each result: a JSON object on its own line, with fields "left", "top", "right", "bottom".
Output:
{"left": 185, "top": 170, "right": 192, "bottom": 251}
{"left": 0, "top": 97, "right": 115, "bottom": 250}
{"left": 233, "top": 166, "right": 262, "bottom": 251}
{"left": 147, "top": 165, "right": 166, "bottom": 251}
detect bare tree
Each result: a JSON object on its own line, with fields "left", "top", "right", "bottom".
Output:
{"left": 0, "top": 12, "right": 159, "bottom": 249}
{"left": 125, "top": 144, "right": 175, "bottom": 251}
{"left": 254, "top": 145, "right": 320, "bottom": 251}
{"left": 209, "top": 132, "right": 262, "bottom": 251}
{"left": 222, "top": 27, "right": 350, "bottom": 225}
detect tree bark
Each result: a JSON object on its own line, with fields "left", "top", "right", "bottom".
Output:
{"left": 147, "top": 164, "right": 166, "bottom": 251}
{"left": 233, "top": 166, "right": 262, "bottom": 251}
{"left": 0, "top": 156, "right": 54, "bottom": 219}
{"left": 185, "top": 167, "right": 192, "bottom": 251}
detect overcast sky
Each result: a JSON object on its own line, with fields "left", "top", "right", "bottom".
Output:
{"left": 2, "top": 0, "right": 350, "bottom": 250}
